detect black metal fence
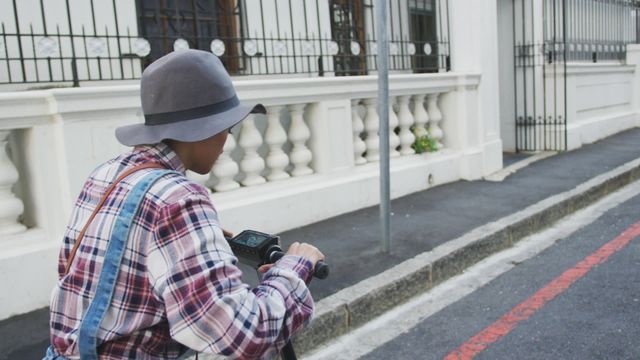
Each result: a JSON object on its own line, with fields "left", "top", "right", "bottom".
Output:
{"left": 513, "top": 0, "right": 640, "bottom": 153}
{"left": 542, "top": 0, "right": 640, "bottom": 63}
{"left": 0, "top": 0, "right": 451, "bottom": 87}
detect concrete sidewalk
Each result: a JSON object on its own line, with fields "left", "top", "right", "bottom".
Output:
{"left": 2, "top": 128, "right": 640, "bottom": 359}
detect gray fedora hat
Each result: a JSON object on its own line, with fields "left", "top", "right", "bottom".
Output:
{"left": 116, "top": 49, "right": 265, "bottom": 146}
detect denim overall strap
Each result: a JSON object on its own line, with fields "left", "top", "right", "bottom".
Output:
{"left": 78, "top": 169, "right": 176, "bottom": 359}
{"left": 43, "top": 345, "right": 69, "bottom": 359}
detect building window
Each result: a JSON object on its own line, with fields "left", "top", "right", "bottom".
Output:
{"left": 136, "top": 0, "right": 241, "bottom": 73}
{"left": 330, "top": 0, "right": 367, "bottom": 76}
{"left": 409, "top": 0, "right": 439, "bottom": 73}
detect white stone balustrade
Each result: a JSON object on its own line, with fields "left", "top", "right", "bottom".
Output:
{"left": 427, "top": 93, "right": 445, "bottom": 149}
{"left": 288, "top": 104, "right": 313, "bottom": 177}
{"left": 265, "top": 105, "right": 290, "bottom": 182}
{"left": 211, "top": 133, "right": 241, "bottom": 192}
{"left": 351, "top": 100, "right": 367, "bottom": 165}
{"left": 238, "top": 115, "right": 267, "bottom": 186}
{"left": 388, "top": 97, "right": 401, "bottom": 157}
{"left": 352, "top": 90, "right": 447, "bottom": 164}
{"left": 397, "top": 95, "right": 416, "bottom": 156}
{"left": 0, "top": 130, "right": 26, "bottom": 235}
{"left": 412, "top": 94, "right": 429, "bottom": 138}
{"left": 363, "top": 98, "right": 380, "bottom": 162}
{"left": 210, "top": 102, "right": 315, "bottom": 190}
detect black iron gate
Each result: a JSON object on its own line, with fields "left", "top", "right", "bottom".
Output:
{"left": 513, "top": 0, "right": 640, "bottom": 152}
{"left": 513, "top": 0, "right": 567, "bottom": 152}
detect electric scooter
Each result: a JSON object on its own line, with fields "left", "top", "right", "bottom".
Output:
{"left": 226, "top": 230, "right": 329, "bottom": 360}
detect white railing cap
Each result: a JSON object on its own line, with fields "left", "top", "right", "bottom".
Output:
{"left": 0, "top": 91, "right": 54, "bottom": 130}
{"left": 234, "top": 73, "right": 481, "bottom": 106}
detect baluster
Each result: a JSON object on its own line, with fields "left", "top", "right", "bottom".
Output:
{"left": 211, "top": 133, "right": 240, "bottom": 192}
{"left": 397, "top": 95, "right": 416, "bottom": 156}
{"left": 363, "top": 98, "right": 380, "bottom": 162}
{"left": 0, "top": 130, "right": 26, "bottom": 235}
{"left": 238, "top": 115, "right": 267, "bottom": 186}
{"left": 412, "top": 94, "right": 429, "bottom": 138}
{"left": 265, "top": 105, "right": 290, "bottom": 181}
{"left": 351, "top": 99, "right": 367, "bottom": 165}
{"left": 427, "top": 93, "right": 444, "bottom": 149}
{"left": 389, "top": 97, "right": 400, "bottom": 157}
{"left": 288, "top": 103, "right": 313, "bottom": 176}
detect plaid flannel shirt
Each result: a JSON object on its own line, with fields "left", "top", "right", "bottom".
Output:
{"left": 49, "top": 143, "right": 314, "bottom": 359}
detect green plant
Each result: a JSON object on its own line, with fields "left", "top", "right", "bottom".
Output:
{"left": 412, "top": 134, "right": 438, "bottom": 154}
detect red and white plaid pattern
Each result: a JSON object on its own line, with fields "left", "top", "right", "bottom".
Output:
{"left": 49, "top": 143, "right": 314, "bottom": 359}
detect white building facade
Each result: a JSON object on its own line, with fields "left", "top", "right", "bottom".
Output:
{"left": 0, "top": 0, "right": 638, "bottom": 320}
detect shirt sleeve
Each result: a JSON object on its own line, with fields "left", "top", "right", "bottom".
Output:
{"left": 147, "top": 192, "right": 314, "bottom": 360}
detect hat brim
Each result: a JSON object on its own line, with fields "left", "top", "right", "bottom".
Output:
{"left": 115, "top": 103, "right": 266, "bottom": 146}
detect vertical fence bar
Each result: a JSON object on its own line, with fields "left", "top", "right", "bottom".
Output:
{"left": 543, "top": 0, "right": 548, "bottom": 149}
{"left": 530, "top": 0, "right": 537, "bottom": 150}
{"left": 127, "top": 27, "right": 134, "bottom": 78}
{"left": 40, "top": 0, "right": 53, "bottom": 82}
{"left": 301, "top": 0, "right": 311, "bottom": 72}
{"left": 552, "top": 0, "right": 557, "bottom": 149}
{"left": 513, "top": 0, "right": 519, "bottom": 152}
{"left": 65, "top": 0, "right": 79, "bottom": 86}
{"left": 11, "top": 0, "right": 26, "bottom": 82}
{"left": 445, "top": 0, "right": 451, "bottom": 71}
{"left": 82, "top": 26, "right": 90, "bottom": 79}
{"left": 388, "top": 0, "right": 394, "bottom": 70}
{"left": 273, "top": 1, "right": 284, "bottom": 73}
{"left": 563, "top": 0, "right": 567, "bottom": 151}
{"left": 522, "top": 0, "right": 528, "bottom": 150}
{"left": 191, "top": 0, "right": 200, "bottom": 50}
{"left": 112, "top": 0, "right": 124, "bottom": 80}
{"left": 259, "top": 0, "right": 269, "bottom": 74}
{"left": 56, "top": 24, "right": 65, "bottom": 81}
{"left": 570, "top": 0, "right": 575, "bottom": 61}
{"left": 105, "top": 26, "right": 113, "bottom": 80}
{"left": 288, "top": 0, "right": 298, "bottom": 74}
{"left": 90, "top": 0, "right": 98, "bottom": 35}
{"left": 438, "top": 0, "right": 445, "bottom": 72}
{"left": 238, "top": 0, "right": 249, "bottom": 74}
{"left": 30, "top": 24, "right": 40, "bottom": 82}
{"left": 632, "top": 5, "right": 640, "bottom": 44}
{"left": 370, "top": 0, "right": 377, "bottom": 71}
{"left": 2, "top": 24, "right": 12, "bottom": 83}
{"left": 315, "top": 0, "right": 323, "bottom": 75}
{"left": 396, "top": 0, "right": 403, "bottom": 70}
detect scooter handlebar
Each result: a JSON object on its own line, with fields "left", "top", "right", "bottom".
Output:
{"left": 269, "top": 249, "right": 329, "bottom": 280}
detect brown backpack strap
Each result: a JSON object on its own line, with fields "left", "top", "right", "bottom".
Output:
{"left": 63, "top": 162, "right": 166, "bottom": 276}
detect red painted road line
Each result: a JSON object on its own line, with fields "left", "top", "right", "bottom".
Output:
{"left": 444, "top": 221, "right": 640, "bottom": 360}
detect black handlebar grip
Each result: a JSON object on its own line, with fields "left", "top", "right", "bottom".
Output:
{"left": 313, "top": 261, "right": 329, "bottom": 279}
{"left": 270, "top": 251, "right": 329, "bottom": 280}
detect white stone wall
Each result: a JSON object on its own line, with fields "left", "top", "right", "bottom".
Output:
{"left": 563, "top": 62, "right": 638, "bottom": 149}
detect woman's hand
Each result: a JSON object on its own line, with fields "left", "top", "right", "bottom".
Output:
{"left": 257, "top": 242, "right": 325, "bottom": 274}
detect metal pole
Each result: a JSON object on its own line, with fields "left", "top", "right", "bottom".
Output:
{"left": 375, "top": 0, "right": 391, "bottom": 253}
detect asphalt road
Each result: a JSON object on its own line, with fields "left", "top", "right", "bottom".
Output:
{"left": 363, "top": 191, "right": 640, "bottom": 359}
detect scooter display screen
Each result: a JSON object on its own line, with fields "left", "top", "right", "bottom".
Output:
{"left": 233, "top": 232, "right": 270, "bottom": 247}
